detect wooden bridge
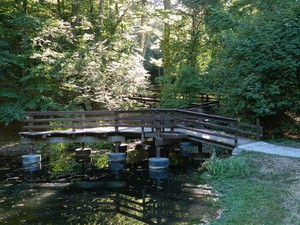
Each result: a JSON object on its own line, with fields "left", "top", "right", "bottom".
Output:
{"left": 19, "top": 109, "right": 262, "bottom": 155}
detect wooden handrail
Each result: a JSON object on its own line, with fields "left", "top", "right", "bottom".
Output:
{"left": 21, "top": 109, "right": 262, "bottom": 141}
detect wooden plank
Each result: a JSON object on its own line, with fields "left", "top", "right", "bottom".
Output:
{"left": 185, "top": 136, "right": 235, "bottom": 150}
{"left": 24, "top": 116, "right": 115, "bottom": 123}
{"left": 127, "top": 96, "right": 159, "bottom": 102}
{"left": 21, "top": 109, "right": 261, "bottom": 148}
{"left": 24, "top": 111, "right": 105, "bottom": 116}
{"left": 238, "top": 122, "right": 260, "bottom": 129}
{"left": 160, "top": 133, "right": 188, "bottom": 139}
{"left": 20, "top": 136, "right": 108, "bottom": 144}
{"left": 178, "top": 118, "right": 236, "bottom": 132}
{"left": 237, "top": 129, "right": 257, "bottom": 136}
{"left": 24, "top": 109, "right": 163, "bottom": 116}
{"left": 175, "top": 109, "right": 237, "bottom": 123}
{"left": 24, "top": 123, "right": 115, "bottom": 130}
{"left": 176, "top": 124, "right": 236, "bottom": 140}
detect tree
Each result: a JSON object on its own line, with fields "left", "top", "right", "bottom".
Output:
{"left": 0, "top": 0, "right": 150, "bottom": 124}
{"left": 207, "top": 0, "right": 300, "bottom": 136}
{"left": 157, "top": 0, "right": 215, "bottom": 108}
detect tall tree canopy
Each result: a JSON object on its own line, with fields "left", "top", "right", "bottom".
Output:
{"left": 0, "top": 0, "right": 299, "bottom": 136}
{"left": 0, "top": 0, "right": 151, "bottom": 124}
{"left": 206, "top": 0, "right": 300, "bottom": 135}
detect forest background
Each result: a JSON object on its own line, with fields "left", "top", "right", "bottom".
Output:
{"left": 0, "top": 0, "right": 299, "bottom": 138}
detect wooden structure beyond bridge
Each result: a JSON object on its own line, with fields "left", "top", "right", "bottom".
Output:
{"left": 19, "top": 109, "right": 262, "bottom": 155}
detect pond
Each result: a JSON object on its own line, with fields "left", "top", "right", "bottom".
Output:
{"left": 0, "top": 146, "right": 220, "bottom": 224}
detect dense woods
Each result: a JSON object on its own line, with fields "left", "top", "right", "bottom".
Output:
{"left": 0, "top": 0, "right": 299, "bottom": 137}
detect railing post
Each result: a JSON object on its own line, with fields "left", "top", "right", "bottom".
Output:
{"left": 155, "top": 111, "right": 161, "bottom": 138}
{"left": 234, "top": 121, "right": 238, "bottom": 147}
{"left": 72, "top": 114, "right": 76, "bottom": 132}
{"left": 161, "top": 113, "right": 165, "bottom": 133}
{"left": 170, "top": 112, "right": 174, "bottom": 133}
{"left": 141, "top": 112, "right": 145, "bottom": 142}
{"left": 155, "top": 111, "right": 161, "bottom": 158}
{"left": 29, "top": 115, "right": 33, "bottom": 133}
{"left": 114, "top": 112, "right": 119, "bottom": 132}
{"left": 115, "top": 142, "right": 120, "bottom": 153}
{"left": 151, "top": 111, "right": 155, "bottom": 132}
{"left": 256, "top": 118, "right": 261, "bottom": 141}
{"left": 81, "top": 113, "right": 85, "bottom": 130}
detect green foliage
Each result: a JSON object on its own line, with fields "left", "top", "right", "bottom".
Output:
{"left": 0, "top": 0, "right": 150, "bottom": 124}
{"left": 0, "top": 0, "right": 299, "bottom": 137}
{"left": 202, "top": 154, "right": 252, "bottom": 178}
{"left": 159, "top": 65, "right": 205, "bottom": 108}
{"left": 86, "top": 142, "right": 114, "bottom": 150}
{"left": 207, "top": 0, "right": 300, "bottom": 129}
{"left": 126, "top": 149, "right": 148, "bottom": 164}
{"left": 48, "top": 144, "right": 80, "bottom": 176}
{"left": 93, "top": 153, "right": 108, "bottom": 169}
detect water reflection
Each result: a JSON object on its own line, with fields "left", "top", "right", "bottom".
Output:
{"left": 0, "top": 149, "right": 220, "bottom": 224}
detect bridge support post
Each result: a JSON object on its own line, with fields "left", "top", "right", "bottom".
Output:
{"left": 156, "top": 146, "right": 161, "bottom": 158}
{"left": 114, "top": 142, "right": 121, "bottom": 153}
{"left": 114, "top": 112, "right": 119, "bottom": 132}
{"left": 151, "top": 111, "right": 169, "bottom": 174}
{"left": 108, "top": 141, "right": 126, "bottom": 171}
{"left": 148, "top": 157, "right": 169, "bottom": 176}
{"left": 141, "top": 127, "right": 145, "bottom": 142}
{"left": 108, "top": 152, "right": 126, "bottom": 171}
{"left": 22, "top": 154, "right": 41, "bottom": 172}
{"left": 198, "top": 143, "right": 203, "bottom": 152}
{"left": 75, "top": 147, "right": 92, "bottom": 164}
{"left": 256, "top": 118, "right": 261, "bottom": 141}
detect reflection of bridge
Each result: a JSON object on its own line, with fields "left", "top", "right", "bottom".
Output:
{"left": 31, "top": 180, "right": 220, "bottom": 224}
{"left": 19, "top": 109, "right": 262, "bottom": 152}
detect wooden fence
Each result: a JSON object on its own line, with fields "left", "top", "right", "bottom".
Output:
{"left": 22, "top": 109, "right": 263, "bottom": 147}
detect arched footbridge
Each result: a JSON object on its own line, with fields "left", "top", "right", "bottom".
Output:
{"left": 19, "top": 109, "right": 263, "bottom": 155}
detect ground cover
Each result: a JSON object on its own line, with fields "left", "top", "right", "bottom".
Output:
{"left": 266, "top": 139, "right": 300, "bottom": 149}
{"left": 197, "top": 152, "right": 300, "bottom": 225}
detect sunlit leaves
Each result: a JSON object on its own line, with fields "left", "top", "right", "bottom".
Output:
{"left": 207, "top": 0, "right": 300, "bottom": 128}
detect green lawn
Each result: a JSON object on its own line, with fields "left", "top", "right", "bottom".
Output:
{"left": 196, "top": 152, "right": 300, "bottom": 225}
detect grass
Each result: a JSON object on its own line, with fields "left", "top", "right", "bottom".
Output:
{"left": 197, "top": 152, "right": 300, "bottom": 225}
{"left": 266, "top": 138, "right": 300, "bottom": 149}
{"left": 201, "top": 154, "right": 252, "bottom": 178}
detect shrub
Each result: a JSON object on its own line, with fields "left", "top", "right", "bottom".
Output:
{"left": 202, "top": 154, "right": 252, "bottom": 178}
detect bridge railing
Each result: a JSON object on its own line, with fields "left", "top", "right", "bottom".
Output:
{"left": 22, "top": 109, "right": 171, "bottom": 132}
{"left": 22, "top": 109, "right": 262, "bottom": 146}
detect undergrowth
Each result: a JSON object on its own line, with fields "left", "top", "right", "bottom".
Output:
{"left": 196, "top": 152, "right": 297, "bottom": 225}
{"left": 201, "top": 154, "right": 252, "bottom": 178}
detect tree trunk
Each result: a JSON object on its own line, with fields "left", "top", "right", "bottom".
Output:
{"left": 57, "top": 0, "right": 62, "bottom": 18}
{"left": 162, "top": 0, "right": 171, "bottom": 75}
{"left": 23, "top": 0, "right": 28, "bottom": 14}
{"left": 72, "top": 1, "right": 80, "bottom": 15}
{"left": 139, "top": 0, "right": 148, "bottom": 57}
{"left": 71, "top": 0, "right": 80, "bottom": 27}
{"left": 96, "top": 0, "right": 105, "bottom": 39}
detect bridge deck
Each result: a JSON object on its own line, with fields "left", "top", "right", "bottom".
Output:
{"left": 20, "top": 126, "right": 256, "bottom": 149}
{"left": 19, "top": 109, "right": 262, "bottom": 150}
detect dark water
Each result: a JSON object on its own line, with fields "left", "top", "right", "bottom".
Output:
{"left": 0, "top": 150, "right": 220, "bottom": 225}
